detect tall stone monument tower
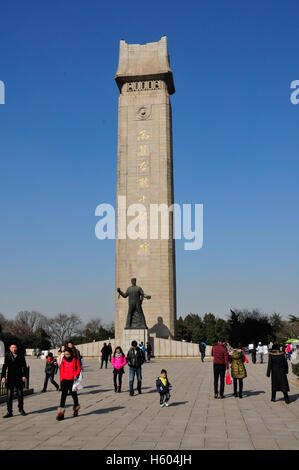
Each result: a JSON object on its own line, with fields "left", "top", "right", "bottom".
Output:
{"left": 115, "top": 36, "right": 177, "bottom": 343}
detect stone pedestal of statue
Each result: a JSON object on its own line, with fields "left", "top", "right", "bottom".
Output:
{"left": 122, "top": 328, "right": 149, "bottom": 356}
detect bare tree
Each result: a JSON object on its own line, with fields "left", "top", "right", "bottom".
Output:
{"left": 15, "top": 311, "right": 48, "bottom": 332}
{"left": 281, "top": 318, "right": 299, "bottom": 339}
{"left": 84, "top": 318, "right": 102, "bottom": 335}
{"left": 0, "top": 313, "right": 7, "bottom": 329}
{"left": 46, "top": 313, "right": 83, "bottom": 347}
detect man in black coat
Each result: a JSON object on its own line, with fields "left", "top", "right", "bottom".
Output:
{"left": 100, "top": 343, "right": 110, "bottom": 369}
{"left": 126, "top": 340, "right": 145, "bottom": 396}
{"left": 1, "top": 343, "right": 28, "bottom": 418}
{"left": 107, "top": 343, "right": 113, "bottom": 363}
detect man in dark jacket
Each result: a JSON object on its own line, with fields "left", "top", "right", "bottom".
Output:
{"left": 100, "top": 343, "right": 110, "bottom": 369}
{"left": 211, "top": 339, "right": 229, "bottom": 399}
{"left": 146, "top": 342, "right": 152, "bottom": 362}
{"left": 126, "top": 340, "right": 144, "bottom": 396}
{"left": 41, "top": 352, "right": 59, "bottom": 392}
{"left": 107, "top": 343, "right": 113, "bottom": 363}
{"left": 1, "top": 344, "right": 27, "bottom": 418}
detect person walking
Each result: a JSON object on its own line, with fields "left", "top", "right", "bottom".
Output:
{"left": 100, "top": 343, "right": 110, "bottom": 369}
{"left": 229, "top": 345, "right": 247, "bottom": 398}
{"left": 256, "top": 342, "right": 264, "bottom": 363}
{"left": 67, "top": 341, "right": 83, "bottom": 369}
{"left": 56, "top": 347, "right": 82, "bottom": 420}
{"left": 57, "top": 346, "right": 65, "bottom": 391}
{"left": 146, "top": 342, "right": 152, "bottom": 362}
{"left": 126, "top": 340, "right": 144, "bottom": 396}
{"left": 211, "top": 339, "right": 229, "bottom": 399}
{"left": 41, "top": 352, "right": 59, "bottom": 392}
{"left": 1, "top": 343, "right": 27, "bottom": 418}
{"left": 140, "top": 342, "right": 146, "bottom": 362}
{"left": 107, "top": 343, "right": 113, "bottom": 363}
{"left": 267, "top": 343, "right": 290, "bottom": 404}
{"left": 251, "top": 343, "right": 257, "bottom": 364}
{"left": 286, "top": 343, "right": 292, "bottom": 361}
{"left": 57, "top": 346, "right": 65, "bottom": 367}
{"left": 199, "top": 342, "right": 206, "bottom": 362}
{"left": 156, "top": 369, "right": 172, "bottom": 407}
{"left": 111, "top": 346, "right": 127, "bottom": 393}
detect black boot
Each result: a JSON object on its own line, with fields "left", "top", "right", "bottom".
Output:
{"left": 117, "top": 386, "right": 121, "bottom": 393}
{"left": 271, "top": 391, "right": 276, "bottom": 402}
{"left": 284, "top": 392, "right": 290, "bottom": 404}
{"left": 3, "top": 412, "right": 13, "bottom": 418}
{"left": 137, "top": 382, "right": 142, "bottom": 394}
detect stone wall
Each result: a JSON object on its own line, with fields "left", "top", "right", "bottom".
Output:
{"left": 51, "top": 338, "right": 212, "bottom": 358}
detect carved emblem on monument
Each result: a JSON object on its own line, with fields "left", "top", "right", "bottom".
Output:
{"left": 136, "top": 106, "right": 151, "bottom": 120}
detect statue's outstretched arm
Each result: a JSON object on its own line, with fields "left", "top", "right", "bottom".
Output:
{"left": 139, "top": 287, "right": 151, "bottom": 300}
{"left": 117, "top": 288, "right": 128, "bottom": 298}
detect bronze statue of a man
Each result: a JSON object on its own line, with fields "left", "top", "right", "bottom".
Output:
{"left": 117, "top": 278, "right": 151, "bottom": 329}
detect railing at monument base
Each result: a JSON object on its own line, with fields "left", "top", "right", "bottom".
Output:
{"left": 0, "top": 366, "right": 30, "bottom": 397}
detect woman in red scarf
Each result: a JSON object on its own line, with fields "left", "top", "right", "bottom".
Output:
{"left": 56, "top": 347, "right": 81, "bottom": 421}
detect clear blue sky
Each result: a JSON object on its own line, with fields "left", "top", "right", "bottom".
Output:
{"left": 0, "top": 0, "right": 298, "bottom": 324}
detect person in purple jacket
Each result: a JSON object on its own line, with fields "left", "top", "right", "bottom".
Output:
{"left": 111, "top": 347, "right": 127, "bottom": 393}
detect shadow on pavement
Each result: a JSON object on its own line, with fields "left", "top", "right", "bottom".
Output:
{"left": 29, "top": 406, "right": 58, "bottom": 414}
{"left": 82, "top": 385, "right": 100, "bottom": 389}
{"left": 80, "top": 389, "right": 111, "bottom": 395}
{"left": 169, "top": 401, "right": 188, "bottom": 407}
{"left": 242, "top": 390, "right": 266, "bottom": 397}
{"left": 289, "top": 394, "right": 299, "bottom": 403}
{"left": 80, "top": 406, "right": 125, "bottom": 416}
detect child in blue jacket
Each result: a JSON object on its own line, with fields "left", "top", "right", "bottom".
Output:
{"left": 156, "top": 369, "right": 172, "bottom": 407}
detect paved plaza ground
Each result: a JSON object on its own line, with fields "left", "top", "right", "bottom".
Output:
{"left": 0, "top": 356, "right": 299, "bottom": 450}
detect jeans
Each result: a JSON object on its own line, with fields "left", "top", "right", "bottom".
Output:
{"left": 213, "top": 364, "right": 226, "bottom": 396}
{"left": 200, "top": 352, "right": 205, "bottom": 362}
{"left": 43, "top": 373, "right": 59, "bottom": 391}
{"left": 258, "top": 353, "right": 264, "bottom": 363}
{"left": 59, "top": 380, "right": 79, "bottom": 407}
{"left": 160, "top": 392, "right": 170, "bottom": 405}
{"left": 129, "top": 367, "right": 142, "bottom": 392}
{"left": 7, "top": 386, "right": 24, "bottom": 413}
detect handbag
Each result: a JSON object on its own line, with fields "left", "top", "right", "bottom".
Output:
{"left": 72, "top": 372, "right": 83, "bottom": 392}
{"left": 226, "top": 370, "right": 232, "bottom": 385}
